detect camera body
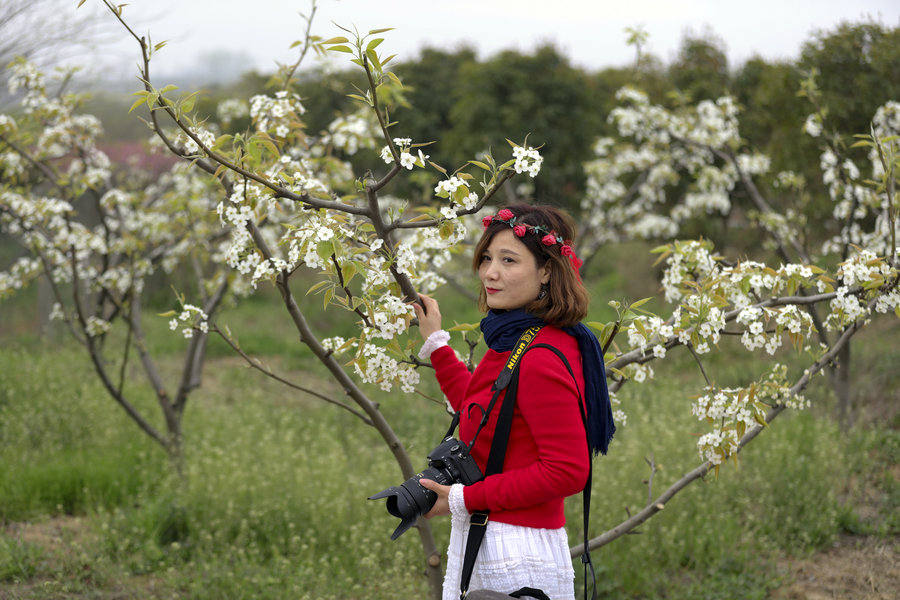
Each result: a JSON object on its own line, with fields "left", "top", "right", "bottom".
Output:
{"left": 369, "top": 436, "right": 483, "bottom": 540}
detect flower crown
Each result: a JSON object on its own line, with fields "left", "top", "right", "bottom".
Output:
{"left": 482, "top": 209, "right": 584, "bottom": 276}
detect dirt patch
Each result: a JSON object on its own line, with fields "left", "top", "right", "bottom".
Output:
{"left": 771, "top": 535, "right": 899, "bottom": 600}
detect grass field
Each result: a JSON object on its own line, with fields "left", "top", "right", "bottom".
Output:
{"left": 1, "top": 271, "right": 898, "bottom": 599}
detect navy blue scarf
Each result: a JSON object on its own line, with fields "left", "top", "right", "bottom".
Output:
{"left": 481, "top": 309, "right": 615, "bottom": 456}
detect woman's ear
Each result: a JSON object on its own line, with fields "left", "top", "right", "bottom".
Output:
{"left": 540, "top": 262, "right": 551, "bottom": 285}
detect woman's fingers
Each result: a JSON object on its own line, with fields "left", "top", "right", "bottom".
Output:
{"left": 412, "top": 294, "right": 442, "bottom": 339}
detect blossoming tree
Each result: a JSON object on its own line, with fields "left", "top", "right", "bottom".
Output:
{"left": 57, "top": 2, "right": 551, "bottom": 596}
{"left": 577, "top": 77, "right": 900, "bottom": 430}
{"left": 0, "top": 56, "right": 232, "bottom": 469}
{"left": 568, "top": 73, "right": 899, "bottom": 554}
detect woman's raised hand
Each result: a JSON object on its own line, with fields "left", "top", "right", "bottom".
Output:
{"left": 412, "top": 293, "right": 442, "bottom": 340}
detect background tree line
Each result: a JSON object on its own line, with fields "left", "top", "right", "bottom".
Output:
{"left": 74, "top": 17, "right": 900, "bottom": 258}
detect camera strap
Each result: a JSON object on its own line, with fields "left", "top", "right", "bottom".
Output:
{"left": 460, "top": 326, "right": 544, "bottom": 450}
{"left": 459, "top": 332, "right": 597, "bottom": 600}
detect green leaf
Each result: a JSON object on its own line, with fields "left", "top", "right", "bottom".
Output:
{"left": 365, "top": 48, "right": 382, "bottom": 70}
{"left": 320, "top": 36, "right": 350, "bottom": 44}
{"left": 385, "top": 70, "right": 403, "bottom": 86}
{"left": 317, "top": 240, "right": 335, "bottom": 262}
{"left": 128, "top": 96, "right": 147, "bottom": 114}
{"left": 328, "top": 45, "right": 354, "bottom": 54}
{"left": 468, "top": 160, "right": 492, "bottom": 171}
{"left": 447, "top": 322, "right": 479, "bottom": 332}
{"left": 599, "top": 323, "right": 616, "bottom": 347}
{"left": 306, "top": 281, "right": 330, "bottom": 296}
{"left": 368, "top": 27, "right": 394, "bottom": 35}
{"left": 609, "top": 367, "right": 627, "bottom": 380}
{"left": 181, "top": 92, "right": 198, "bottom": 113}
{"left": 214, "top": 134, "right": 233, "bottom": 149}
{"left": 257, "top": 137, "right": 280, "bottom": 157}
{"left": 366, "top": 38, "right": 384, "bottom": 53}
{"left": 157, "top": 310, "right": 177, "bottom": 317}
{"left": 629, "top": 297, "right": 653, "bottom": 309}
{"left": 439, "top": 220, "right": 455, "bottom": 239}
{"left": 341, "top": 262, "right": 357, "bottom": 283}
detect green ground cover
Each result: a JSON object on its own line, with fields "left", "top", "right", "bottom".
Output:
{"left": 0, "top": 277, "right": 897, "bottom": 599}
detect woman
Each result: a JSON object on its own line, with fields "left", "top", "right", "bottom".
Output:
{"left": 413, "top": 204, "right": 615, "bottom": 600}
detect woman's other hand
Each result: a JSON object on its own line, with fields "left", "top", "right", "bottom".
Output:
{"left": 419, "top": 478, "right": 451, "bottom": 518}
{"left": 412, "top": 293, "right": 442, "bottom": 340}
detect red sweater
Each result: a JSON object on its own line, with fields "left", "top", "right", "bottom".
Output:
{"left": 430, "top": 326, "right": 590, "bottom": 529}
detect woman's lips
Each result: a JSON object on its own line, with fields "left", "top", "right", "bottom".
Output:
{"left": 485, "top": 287, "right": 500, "bottom": 295}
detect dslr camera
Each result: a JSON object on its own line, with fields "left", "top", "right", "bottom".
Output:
{"left": 369, "top": 436, "right": 483, "bottom": 539}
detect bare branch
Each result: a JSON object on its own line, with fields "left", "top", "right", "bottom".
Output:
{"left": 209, "top": 324, "right": 374, "bottom": 426}
{"left": 685, "top": 341, "right": 712, "bottom": 387}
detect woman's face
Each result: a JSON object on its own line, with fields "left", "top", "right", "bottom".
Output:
{"left": 478, "top": 229, "right": 550, "bottom": 311}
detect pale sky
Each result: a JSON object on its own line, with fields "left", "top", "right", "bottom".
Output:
{"left": 88, "top": 0, "right": 899, "bottom": 81}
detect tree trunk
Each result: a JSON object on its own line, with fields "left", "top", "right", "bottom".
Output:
{"left": 834, "top": 342, "right": 853, "bottom": 430}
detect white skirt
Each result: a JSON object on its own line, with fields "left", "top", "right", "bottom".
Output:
{"left": 442, "top": 485, "right": 575, "bottom": 600}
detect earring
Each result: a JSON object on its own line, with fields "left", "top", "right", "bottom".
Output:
{"left": 538, "top": 284, "right": 548, "bottom": 300}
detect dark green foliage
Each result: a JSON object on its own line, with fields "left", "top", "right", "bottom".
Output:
{"left": 799, "top": 20, "right": 900, "bottom": 140}
{"left": 669, "top": 30, "right": 730, "bottom": 102}
{"left": 447, "top": 44, "right": 604, "bottom": 209}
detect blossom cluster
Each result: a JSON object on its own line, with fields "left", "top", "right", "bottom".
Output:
{"left": 250, "top": 91, "right": 306, "bottom": 139}
{"left": 168, "top": 303, "right": 210, "bottom": 339}
{"left": 217, "top": 98, "right": 249, "bottom": 126}
{"left": 380, "top": 137, "right": 429, "bottom": 171}
{"left": 693, "top": 364, "right": 804, "bottom": 465}
{"left": 810, "top": 102, "right": 900, "bottom": 258}
{"left": 581, "top": 90, "right": 761, "bottom": 243}
{"left": 2, "top": 60, "right": 111, "bottom": 191}
{"left": 326, "top": 109, "right": 379, "bottom": 155}
{"left": 512, "top": 145, "right": 543, "bottom": 177}
{"left": 1, "top": 62, "right": 235, "bottom": 356}
{"left": 825, "top": 250, "right": 900, "bottom": 329}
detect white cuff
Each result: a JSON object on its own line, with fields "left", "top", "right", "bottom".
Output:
{"left": 417, "top": 329, "right": 450, "bottom": 360}
{"left": 448, "top": 483, "right": 468, "bottom": 521}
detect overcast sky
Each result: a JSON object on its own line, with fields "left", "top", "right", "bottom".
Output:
{"left": 91, "top": 0, "right": 899, "bottom": 81}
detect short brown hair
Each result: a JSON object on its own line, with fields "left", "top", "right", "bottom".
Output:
{"left": 473, "top": 204, "right": 588, "bottom": 327}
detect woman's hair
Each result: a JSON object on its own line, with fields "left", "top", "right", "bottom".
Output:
{"left": 472, "top": 204, "right": 589, "bottom": 327}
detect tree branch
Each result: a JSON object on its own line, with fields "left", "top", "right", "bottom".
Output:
{"left": 572, "top": 298, "right": 871, "bottom": 557}
{"left": 210, "top": 324, "right": 374, "bottom": 425}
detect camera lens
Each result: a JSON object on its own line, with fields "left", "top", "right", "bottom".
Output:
{"left": 369, "top": 466, "right": 447, "bottom": 540}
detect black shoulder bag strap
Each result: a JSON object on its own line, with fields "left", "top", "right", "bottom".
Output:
{"left": 530, "top": 343, "right": 597, "bottom": 600}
